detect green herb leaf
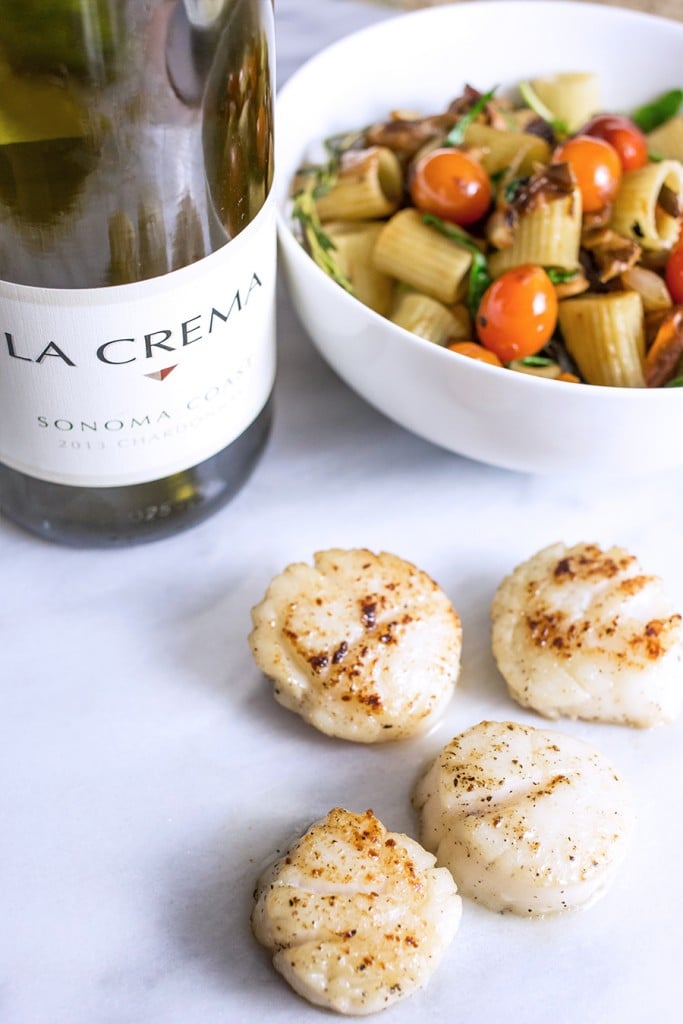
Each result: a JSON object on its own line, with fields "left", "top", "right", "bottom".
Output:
{"left": 445, "top": 86, "right": 498, "bottom": 147}
{"left": 545, "top": 267, "right": 579, "bottom": 284}
{"left": 519, "top": 354, "right": 554, "bottom": 367}
{"left": 518, "top": 80, "right": 568, "bottom": 137}
{"left": 422, "top": 213, "right": 491, "bottom": 316}
{"left": 297, "top": 127, "right": 361, "bottom": 202}
{"left": 631, "top": 89, "right": 683, "bottom": 133}
{"left": 489, "top": 167, "right": 510, "bottom": 187}
{"left": 289, "top": 129, "right": 366, "bottom": 294}
{"left": 503, "top": 176, "right": 527, "bottom": 203}
{"left": 664, "top": 374, "right": 683, "bottom": 388}
{"left": 291, "top": 184, "right": 354, "bottom": 294}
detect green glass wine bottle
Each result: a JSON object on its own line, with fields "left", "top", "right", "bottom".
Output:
{"left": 0, "top": 0, "right": 275, "bottom": 545}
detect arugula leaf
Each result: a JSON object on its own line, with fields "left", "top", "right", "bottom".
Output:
{"left": 631, "top": 89, "right": 683, "bottom": 133}
{"left": 422, "top": 213, "right": 491, "bottom": 316}
{"left": 518, "top": 80, "right": 568, "bottom": 137}
{"left": 445, "top": 86, "right": 498, "bottom": 147}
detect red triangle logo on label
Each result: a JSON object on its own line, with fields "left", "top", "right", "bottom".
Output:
{"left": 145, "top": 365, "right": 177, "bottom": 381}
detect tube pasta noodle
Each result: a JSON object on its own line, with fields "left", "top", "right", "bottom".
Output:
{"left": 315, "top": 147, "right": 403, "bottom": 222}
{"left": 647, "top": 116, "right": 683, "bottom": 162}
{"left": 463, "top": 123, "right": 551, "bottom": 177}
{"left": 488, "top": 188, "right": 582, "bottom": 277}
{"left": 323, "top": 221, "right": 395, "bottom": 316}
{"left": 291, "top": 73, "right": 683, "bottom": 389}
{"left": 373, "top": 208, "right": 472, "bottom": 305}
{"left": 610, "top": 160, "right": 683, "bottom": 251}
{"left": 530, "top": 72, "right": 600, "bottom": 132}
{"left": 389, "top": 291, "right": 470, "bottom": 345}
{"left": 558, "top": 291, "right": 646, "bottom": 387}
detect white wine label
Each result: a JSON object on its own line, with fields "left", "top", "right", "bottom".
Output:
{"left": 0, "top": 195, "right": 276, "bottom": 487}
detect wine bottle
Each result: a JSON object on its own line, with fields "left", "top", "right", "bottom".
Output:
{"left": 0, "top": 0, "right": 276, "bottom": 546}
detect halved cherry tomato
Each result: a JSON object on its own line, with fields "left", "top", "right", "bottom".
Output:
{"left": 581, "top": 113, "right": 648, "bottom": 171}
{"left": 447, "top": 340, "right": 503, "bottom": 366}
{"left": 410, "top": 147, "right": 492, "bottom": 226}
{"left": 475, "top": 264, "right": 558, "bottom": 363}
{"left": 553, "top": 134, "right": 622, "bottom": 212}
{"left": 665, "top": 240, "right": 683, "bottom": 304}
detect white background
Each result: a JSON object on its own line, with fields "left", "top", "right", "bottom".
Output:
{"left": 2, "top": 3, "right": 682, "bottom": 1023}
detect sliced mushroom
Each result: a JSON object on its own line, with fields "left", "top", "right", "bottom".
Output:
{"left": 365, "top": 113, "right": 455, "bottom": 162}
{"left": 581, "top": 226, "right": 641, "bottom": 283}
{"left": 644, "top": 307, "right": 683, "bottom": 387}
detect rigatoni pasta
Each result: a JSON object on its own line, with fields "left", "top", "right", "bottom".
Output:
{"left": 315, "top": 146, "right": 403, "bottom": 222}
{"left": 463, "top": 122, "right": 551, "bottom": 177}
{"left": 488, "top": 188, "right": 582, "bottom": 276}
{"left": 322, "top": 221, "right": 395, "bottom": 315}
{"left": 389, "top": 291, "right": 470, "bottom": 345}
{"left": 373, "top": 208, "right": 472, "bottom": 305}
{"left": 610, "top": 159, "right": 683, "bottom": 251}
{"left": 558, "top": 291, "right": 646, "bottom": 387}
{"left": 529, "top": 72, "right": 600, "bottom": 132}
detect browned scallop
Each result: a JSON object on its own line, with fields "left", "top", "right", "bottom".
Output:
{"left": 414, "top": 720, "right": 635, "bottom": 917}
{"left": 252, "top": 808, "right": 462, "bottom": 1015}
{"left": 491, "top": 541, "right": 683, "bottom": 726}
{"left": 249, "top": 548, "right": 462, "bottom": 742}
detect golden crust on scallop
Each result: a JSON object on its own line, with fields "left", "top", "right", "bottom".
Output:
{"left": 249, "top": 548, "right": 462, "bottom": 742}
{"left": 491, "top": 541, "right": 683, "bottom": 727}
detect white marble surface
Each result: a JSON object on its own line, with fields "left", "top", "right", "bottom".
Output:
{"left": 2, "top": 2, "right": 683, "bottom": 1022}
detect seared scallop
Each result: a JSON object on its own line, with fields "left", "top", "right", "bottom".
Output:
{"left": 249, "top": 548, "right": 462, "bottom": 742}
{"left": 414, "top": 720, "right": 635, "bottom": 917}
{"left": 491, "top": 541, "right": 683, "bottom": 727}
{"left": 252, "top": 807, "right": 462, "bottom": 1015}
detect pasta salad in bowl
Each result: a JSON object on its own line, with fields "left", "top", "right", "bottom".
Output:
{"left": 275, "top": 0, "right": 683, "bottom": 474}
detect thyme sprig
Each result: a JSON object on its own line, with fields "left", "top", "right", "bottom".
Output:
{"left": 291, "top": 180, "right": 354, "bottom": 294}
{"left": 289, "top": 130, "right": 364, "bottom": 294}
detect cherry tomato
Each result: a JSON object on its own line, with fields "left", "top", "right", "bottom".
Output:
{"left": 581, "top": 114, "right": 648, "bottom": 171}
{"left": 447, "top": 340, "right": 503, "bottom": 367}
{"left": 475, "top": 264, "right": 558, "bottom": 363}
{"left": 665, "top": 240, "right": 683, "bottom": 304}
{"left": 553, "top": 135, "right": 622, "bottom": 213}
{"left": 410, "top": 147, "right": 492, "bottom": 226}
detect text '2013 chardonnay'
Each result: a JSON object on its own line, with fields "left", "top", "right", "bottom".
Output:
{"left": 0, "top": 0, "right": 275, "bottom": 545}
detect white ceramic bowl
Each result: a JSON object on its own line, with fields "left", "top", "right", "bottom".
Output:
{"left": 275, "top": 0, "right": 683, "bottom": 475}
